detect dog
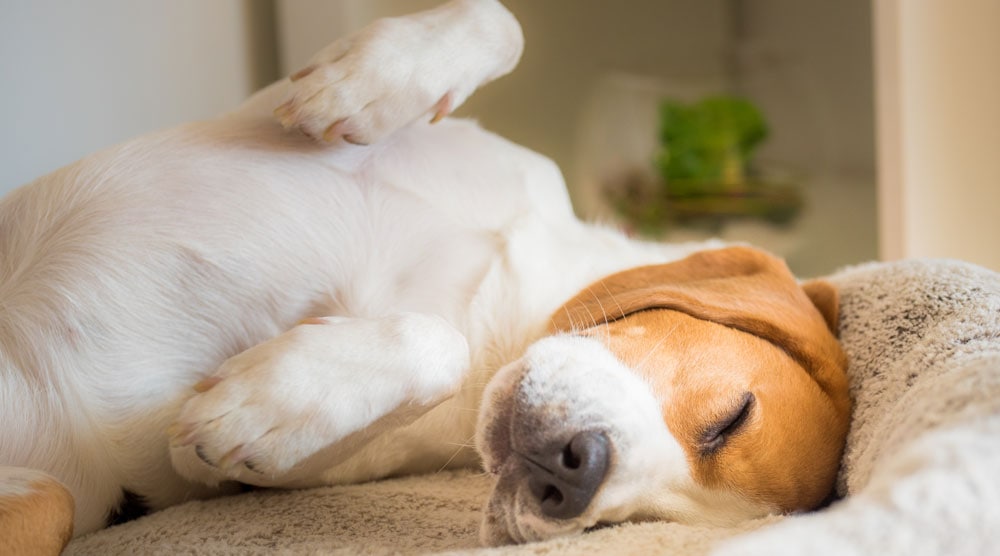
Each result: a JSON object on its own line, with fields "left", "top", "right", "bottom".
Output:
{"left": 0, "top": 0, "right": 851, "bottom": 552}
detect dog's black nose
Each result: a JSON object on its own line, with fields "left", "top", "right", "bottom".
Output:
{"left": 523, "top": 430, "right": 611, "bottom": 519}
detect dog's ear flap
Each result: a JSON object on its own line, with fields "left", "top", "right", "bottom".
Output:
{"left": 550, "top": 246, "right": 799, "bottom": 333}
{"left": 550, "top": 246, "right": 849, "bottom": 415}
{"left": 801, "top": 279, "right": 839, "bottom": 335}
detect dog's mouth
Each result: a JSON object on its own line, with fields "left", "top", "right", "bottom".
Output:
{"left": 480, "top": 459, "right": 583, "bottom": 544}
{"left": 475, "top": 359, "right": 529, "bottom": 545}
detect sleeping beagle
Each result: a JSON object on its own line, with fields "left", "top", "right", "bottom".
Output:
{"left": 0, "top": 0, "right": 850, "bottom": 553}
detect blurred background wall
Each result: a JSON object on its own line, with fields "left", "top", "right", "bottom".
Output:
{"left": 1, "top": 1, "right": 993, "bottom": 275}
{"left": 0, "top": 0, "right": 277, "bottom": 192}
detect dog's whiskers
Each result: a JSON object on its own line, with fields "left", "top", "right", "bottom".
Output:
{"left": 436, "top": 432, "right": 478, "bottom": 473}
{"left": 602, "top": 281, "right": 627, "bottom": 321}
{"left": 586, "top": 288, "right": 612, "bottom": 331}
{"left": 443, "top": 440, "right": 476, "bottom": 448}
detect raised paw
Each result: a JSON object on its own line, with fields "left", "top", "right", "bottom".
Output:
{"left": 168, "top": 313, "right": 469, "bottom": 486}
{"left": 273, "top": 0, "right": 523, "bottom": 145}
{"left": 273, "top": 19, "right": 457, "bottom": 145}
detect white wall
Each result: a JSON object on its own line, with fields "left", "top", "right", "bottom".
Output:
{"left": 0, "top": 0, "right": 259, "bottom": 195}
{"left": 876, "top": 0, "right": 1000, "bottom": 271}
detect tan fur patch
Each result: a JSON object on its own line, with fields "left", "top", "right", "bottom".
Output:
{"left": 0, "top": 473, "right": 75, "bottom": 555}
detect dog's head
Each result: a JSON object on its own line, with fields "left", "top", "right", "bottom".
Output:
{"left": 475, "top": 246, "right": 850, "bottom": 545}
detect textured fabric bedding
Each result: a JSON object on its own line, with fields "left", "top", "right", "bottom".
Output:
{"left": 65, "top": 258, "right": 1000, "bottom": 555}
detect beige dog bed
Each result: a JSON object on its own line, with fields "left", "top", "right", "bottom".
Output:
{"left": 65, "top": 258, "right": 1000, "bottom": 555}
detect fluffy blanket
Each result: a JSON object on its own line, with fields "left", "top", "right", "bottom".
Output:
{"left": 65, "top": 258, "right": 1000, "bottom": 555}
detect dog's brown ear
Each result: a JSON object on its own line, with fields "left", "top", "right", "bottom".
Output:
{"left": 550, "top": 246, "right": 849, "bottom": 415}
{"left": 801, "top": 279, "right": 839, "bottom": 335}
{"left": 550, "top": 246, "right": 803, "bottom": 333}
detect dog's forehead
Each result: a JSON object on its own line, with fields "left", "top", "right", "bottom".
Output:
{"left": 582, "top": 309, "right": 779, "bottom": 414}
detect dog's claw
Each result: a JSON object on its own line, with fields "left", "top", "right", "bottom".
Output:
{"left": 168, "top": 423, "right": 197, "bottom": 447}
{"left": 193, "top": 378, "right": 221, "bottom": 393}
{"left": 166, "top": 423, "right": 183, "bottom": 442}
{"left": 342, "top": 134, "right": 368, "bottom": 146}
{"left": 323, "top": 118, "right": 349, "bottom": 142}
{"left": 430, "top": 92, "right": 453, "bottom": 124}
{"left": 273, "top": 100, "right": 294, "bottom": 125}
{"left": 193, "top": 376, "right": 222, "bottom": 393}
{"left": 194, "top": 445, "right": 215, "bottom": 467}
{"left": 243, "top": 459, "right": 264, "bottom": 474}
{"left": 217, "top": 444, "right": 252, "bottom": 471}
{"left": 290, "top": 65, "right": 317, "bottom": 82}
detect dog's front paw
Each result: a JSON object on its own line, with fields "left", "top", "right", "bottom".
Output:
{"left": 168, "top": 313, "right": 469, "bottom": 485}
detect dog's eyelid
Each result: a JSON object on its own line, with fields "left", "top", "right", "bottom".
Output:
{"left": 698, "top": 392, "right": 755, "bottom": 455}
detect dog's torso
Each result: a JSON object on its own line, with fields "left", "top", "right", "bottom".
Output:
{"left": 0, "top": 104, "right": 705, "bottom": 533}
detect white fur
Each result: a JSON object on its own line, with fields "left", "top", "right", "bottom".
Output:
{"left": 0, "top": 0, "right": 736, "bottom": 541}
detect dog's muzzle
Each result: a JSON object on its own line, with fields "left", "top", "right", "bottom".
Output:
{"left": 475, "top": 335, "right": 654, "bottom": 545}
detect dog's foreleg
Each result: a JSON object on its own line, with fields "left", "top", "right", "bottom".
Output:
{"left": 168, "top": 312, "right": 470, "bottom": 487}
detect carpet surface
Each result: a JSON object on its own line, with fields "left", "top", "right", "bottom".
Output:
{"left": 66, "top": 258, "right": 1000, "bottom": 555}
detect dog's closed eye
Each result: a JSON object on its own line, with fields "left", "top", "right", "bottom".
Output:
{"left": 700, "top": 392, "right": 755, "bottom": 455}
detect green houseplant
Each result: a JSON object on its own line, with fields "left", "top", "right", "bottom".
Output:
{"left": 607, "top": 95, "right": 802, "bottom": 235}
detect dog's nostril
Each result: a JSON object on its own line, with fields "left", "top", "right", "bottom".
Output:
{"left": 541, "top": 484, "right": 563, "bottom": 505}
{"left": 524, "top": 430, "right": 610, "bottom": 520}
{"left": 562, "top": 442, "right": 582, "bottom": 469}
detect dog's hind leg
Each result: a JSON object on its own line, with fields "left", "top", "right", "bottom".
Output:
{"left": 247, "top": 0, "right": 523, "bottom": 145}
